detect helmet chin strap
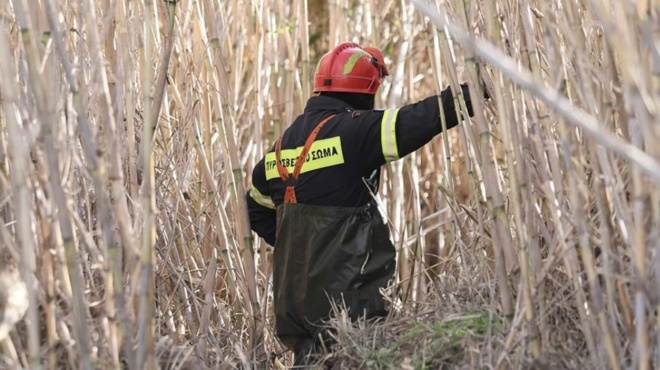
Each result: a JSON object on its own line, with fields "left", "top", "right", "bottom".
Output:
{"left": 320, "top": 92, "right": 375, "bottom": 110}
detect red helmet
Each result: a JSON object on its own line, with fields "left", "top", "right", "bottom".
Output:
{"left": 313, "top": 42, "right": 390, "bottom": 94}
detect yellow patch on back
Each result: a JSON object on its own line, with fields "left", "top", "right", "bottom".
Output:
{"left": 265, "top": 137, "right": 345, "bottom": 180}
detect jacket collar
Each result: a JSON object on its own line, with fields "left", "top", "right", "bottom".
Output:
{"left": 304, "top": 95, "right": 355, "bottom": 114}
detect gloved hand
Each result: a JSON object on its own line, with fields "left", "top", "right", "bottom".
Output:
{"left": 460, "top": 83, "right": 490, "bottom": 117}
{"left": 459, "top": 83, "right": 475, "bottom": 117}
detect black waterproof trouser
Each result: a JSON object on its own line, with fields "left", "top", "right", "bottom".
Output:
{"left": 273, "top": 201, "right": 396, "bottom": 365}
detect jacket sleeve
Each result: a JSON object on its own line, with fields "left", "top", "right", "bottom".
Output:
{"left": 246, "top": 157, "right": 277, "bottom": 246}
{"left": 348, "top": 84, "right": 476, "bottom": 173}
{"left": 393, "top": 83, "right": 474, "bottom": 158}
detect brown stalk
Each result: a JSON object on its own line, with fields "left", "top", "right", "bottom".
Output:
{"left": 384, "top": 3, "right": 413, "bottom": 301}
{"left": 406, "top": 154, "right": 424, "bottom": 305}
{"left": 434, "top": 0, "right": 514, "bottom": 317}
{"left": 201, "top": 0, "right": 264, "bottom": 359}
{"left": 0, "top": 4, "right": 40, "bottom": 366}
{"left": 300, "top": 0, "right": 311, "bottom": 100}
{"left": 76, "top": 2, "right": 138, "bottom": 363}
{"left": 135, "top": 0, "right": 159, "bottom": 366}
{"left": 482, "top": 0, "right": 541, "bottom": 356}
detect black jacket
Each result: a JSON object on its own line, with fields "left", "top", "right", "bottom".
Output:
{"left": 247, "top": 85, "right": 474, "bottom": 245}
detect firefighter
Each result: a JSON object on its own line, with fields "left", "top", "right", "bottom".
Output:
{"left": 246, "top": 42, "right": 482, "bottom": 366}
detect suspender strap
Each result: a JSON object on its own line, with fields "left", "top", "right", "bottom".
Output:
{"left": 275, "top": 114, "right": 337, "bottom": 204}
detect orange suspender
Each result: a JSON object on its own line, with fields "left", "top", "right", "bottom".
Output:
{"left": 275, "top": 114, "right": 337, "bottom": 204}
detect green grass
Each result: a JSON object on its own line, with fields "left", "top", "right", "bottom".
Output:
{"left": 350, "top": 311, "right": 497, "bottom": 369}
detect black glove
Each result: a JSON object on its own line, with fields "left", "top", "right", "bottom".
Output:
{"left": 459, "top": 83, "right": 475, "bottom": 117}
{"left": 460, "top": 83, "right": 490, "bottom": 117}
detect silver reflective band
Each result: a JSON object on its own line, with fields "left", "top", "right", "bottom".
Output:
{"left": 249, "top": 185, "right": 275, "bottom": 209}
{"left": 380, "top": 109, "right": 400, "bottom": 162}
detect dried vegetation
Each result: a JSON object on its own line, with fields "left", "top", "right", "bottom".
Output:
{"left": 0, "top": 0, "right": 659, "bottom": 369}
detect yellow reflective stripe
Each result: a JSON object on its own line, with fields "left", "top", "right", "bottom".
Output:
{"left": 264, "top": 136, "right": 345, "bottom": 180}
{"left": 249, "top": 185, "right": 275, "bottom": 210}
{"left": 380, "top": 109, "right": 399, "bottom": 162}
{"left": 342, "top": 50, "right": 369, "bottom": 74}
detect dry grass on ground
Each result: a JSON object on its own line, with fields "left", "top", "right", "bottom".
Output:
{"left": 0, "top": 0, "right": 659, "bottom": 369}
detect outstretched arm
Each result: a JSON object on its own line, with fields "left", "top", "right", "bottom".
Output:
{"left": 393, "top": 83, "right": 476, "bottom": 158}
{"left": 345, "top": 84, "right": 480, "bottom": 173}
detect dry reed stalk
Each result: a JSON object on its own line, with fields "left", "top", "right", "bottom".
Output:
{"left": 425, "top": 13, "right": 470, "bottom": 281}
{"left": 135, "top": 0, "right": 159, "bottom": 367}
{"left": 454, "top": 0, "right": 517, "bottom": 320}
{"left": 631, "top": 114, "right": 651, "bottom": 370}
{"left": 47, "top": 0, "right": 135, "bottom": 367}
{"left": 514, "top": 2, "right": 547, "bottom": 359}
{"left": 556, "top": 3, "right": 620, "bottom": 368}
{"left": 425, "top": 19, "right": 478, "bottom": 285}
{"left": 41, "top": 2, "right": 103, "bottom": 369}
{"left": 254, "top": 1, "right": 272, "bottom": 283}
{"left": 299, "top": 0, "right": 311, "bottom": 100}
{"left": 96, "top": 17, "right": 131, "bottom": 370}
{"left": 479, "top": 0, "right": 542, "bottom": 357}
{"left": 428, "top": 0, "right": 514, "bottom": 318}
{"left": 201, "top": 0, "right": 264, "bottom": 359}
{"left": 4, "top": 1, "right": 45, "bottom": 367}
{"left": 546, "top": 5, "right": 607, "bottom": 365}
{"left": 478, "top": 0, "right": 542, "bottom": 357}
{"left": 599, "top": 3, "right": 658, "bottom": 367}
{"left": 401, "top": 3, "right": 427, "bottom": 307}
{"left": 40, "top": 234, "right": 58, "bottom": 370}
{"left": 116, "top": 0, "right": 140, "bottom": 212}
{"left": 85, "top": 1, "right": 137, "bottom": 367}
{"left": 385, "top": 1, "right": 413, "bottom": 303}
{"left": 404, "top": 153, "right": 424, "bottom": 305}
